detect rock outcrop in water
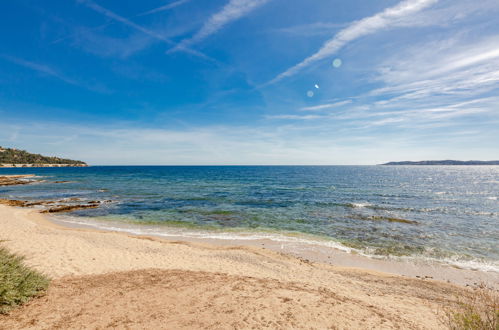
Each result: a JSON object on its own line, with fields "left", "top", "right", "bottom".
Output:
{"left": 0, "top": 175, "right": 109, "bottom": 213}
{"left": 0, "top": 175, "right": 37, "bottom": 186}
{"left": 0, "top": 197, "right": 108, "bottom": 213}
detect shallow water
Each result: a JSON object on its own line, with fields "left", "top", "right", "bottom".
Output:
{"left": 1, "top": 165, "right": 498, "bottom": 271}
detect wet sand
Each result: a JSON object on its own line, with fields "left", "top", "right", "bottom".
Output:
{"left": 0, "top": 204, "right": 485, "bottom": 329}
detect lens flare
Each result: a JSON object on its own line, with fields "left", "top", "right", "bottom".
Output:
{"left": 332, "top": 58, "right": 342, "bottom": 68}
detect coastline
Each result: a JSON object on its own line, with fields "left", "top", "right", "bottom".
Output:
{"left": 1, "top": 166, "right": 497, "bottom": 278}
{"left": 50, "top": 212, "right": 499, "bottom": 288}
{"left": 0, "top": 163, "right": 88, "bottom": 168}
{"left": 0, "top": 203, "right": 470, "bottom": 328}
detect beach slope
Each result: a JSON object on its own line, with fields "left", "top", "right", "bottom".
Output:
{"left": 0, "top": 205, "right": 461, "bottom": 329}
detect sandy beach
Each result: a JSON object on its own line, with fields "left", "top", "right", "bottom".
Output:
{"left": 0, "top": 203, "right": 475, "bottom": 329}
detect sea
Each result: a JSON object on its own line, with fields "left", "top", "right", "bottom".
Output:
{"left": 1, "top": 165, "right": 498, "bottom": 272}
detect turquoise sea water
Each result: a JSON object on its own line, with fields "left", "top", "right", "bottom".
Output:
{"left": 1, "top": 166, "right": 498, "bottom": 271}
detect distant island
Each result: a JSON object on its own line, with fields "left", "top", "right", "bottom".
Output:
{"left": 381, "top": 160, "right": 499, "bottom": 165}
{"left": 0, "top": 146, "right": 87, "bottom": 167}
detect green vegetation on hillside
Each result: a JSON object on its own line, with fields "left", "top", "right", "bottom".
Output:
{"left": 0, "top": 146, "right": 86, "bottom": 165}
{"left": 0, "top": 247, "right": 50, "bottom": 314}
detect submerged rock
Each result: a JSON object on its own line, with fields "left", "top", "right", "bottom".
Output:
{"left": 349, "top": 214, "right": 418, "bottom": 224}
{"left": 41, "top": 204, "right": 100, "bottom": 213}
{"left": 0, "top": 196, "right": 109, "bottom": 214}
{"left": 0, "top": 199, "right": 30, "bottom": 207}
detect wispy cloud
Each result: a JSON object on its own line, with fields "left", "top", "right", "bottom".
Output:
{"left": 72, "top": 29, "right": 155, "bottom": 58}
{"left": 371, "top": 36, "right": 499, "bottom": 101}
{"left": 3, "top": 114, "right": 496, "bottom": 165}
{"left": 138, "top": 0, "right": 191, "bottom": 17}
{"left": 54, "top": 0, "right": 191, "bottom": 45}
{"left": 170, "top": 0, "right": 270, "bottom": 53}
{"left": 0, "top": 55, "right": 109, "bottom": 93}
{"left": 266, "top": 114, "right": 324, "bottom": 120}
{"left": 0, "top": 119, "right": 373, "bottom": 165}
{"left": 78, "top": 0, "right": 173, "bottom": 44}
{"left": 261, "top": 1, "right": 499, "bottom": 134}
{"left": 301, "top": 100, "right": 352, "bottom": 111}
{"left": 388, "top": 0, "right": 499, "bottom": 28}
{"left": 78, "top": 0, "right": 209, "bottom": 59}
{"left": 274, "top": 22, "right": 347, "bottom": 37}
{"left": 1, "top": 55, "right": 79, "bottom": 86}
{"left": 266, "top": 0, "right": 438, "bottom": 85}
{"left": 262, "top": 26, "right": 499, "bottom": 137}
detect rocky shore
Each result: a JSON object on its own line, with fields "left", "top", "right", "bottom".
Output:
{"left": 0, "top": 174, "right": 109, "bottom": 213}
{"left": 0, "top": 174, "right": 37, "bottom": 186}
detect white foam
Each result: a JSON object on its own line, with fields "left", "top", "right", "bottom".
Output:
{"left": 393, "top": 255, "right": 499, "bottom": 273}
{"left": 350, "top": 202, "right": 372, "bottom": 208}
{"left": 53, "top": 216, "right": 354, "bottom": 253}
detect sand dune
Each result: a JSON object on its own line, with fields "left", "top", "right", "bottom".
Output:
{"left": 0, "top": 205, "right": 463, "bottom": 329}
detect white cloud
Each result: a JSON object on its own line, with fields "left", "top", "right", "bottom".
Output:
{"left": 138, "top": 0, "right": 191, "bottom": 17}
{"left": 274, "top": 22, "right": 346, "bottom": 37}
{"left": 1, "top": 113, "right": 497, "bottom": 165}
{"left": 259, "top": 30, "right": 499, "bottom": 139}
{"left": 78, "top": 0, "right": 209, "bottom": 59}
{"left": 73, "top": 30, "right": 155, "bottom": 58}
{"left": 300, "top": 100, "right": 352, "bottom": 111}
{"left": 1, "top": 55, "right": 79, "bottom": 86}
{"left": 0, "top": 55, "right": 108, "bottom": 92}
{"left": 266, "top": 114, "right": 324, "bottom": 120}
{"left": 266, "top": 0, "right": 438, "bottom": 85}
{"left": 390, "top": 0, "right": 499, "bottom": 28}
{"left": 78, "top": 0, "right": 173, "bottom": 44}
{"left": 371, "top": 37, "right": 499, "bottom": 101}
{"left": 171, "top": 0, "right": 270, "bottom": 52}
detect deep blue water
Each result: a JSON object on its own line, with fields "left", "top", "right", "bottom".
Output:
{"left": 1, "top": 166, "right": 498, "bottom": 270}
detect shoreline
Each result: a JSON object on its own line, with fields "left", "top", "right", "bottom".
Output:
{"left": 1, "top": 201, "right": 497, "bottom": 288}
{"left": 0, "top": 203, "right": 488, "bottom": 328}
{"left": 49, "top": 212, "right": 499, "bottom": 288}
{"left": 1, "top": 170, "right": 497, "bottom": 284}
{"left": 0, "top": 164, "right": 88, "bottom": 168}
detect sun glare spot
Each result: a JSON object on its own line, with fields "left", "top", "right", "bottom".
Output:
{"left": 332, "top": 58, "right": 342, "bottom": 68}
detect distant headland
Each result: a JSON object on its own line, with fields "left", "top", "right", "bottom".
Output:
{"left": 381, "top": 160, "right": 499, "bottom": 165}
{"left": 0, "top": 146, "right": 87, "bottom": 168}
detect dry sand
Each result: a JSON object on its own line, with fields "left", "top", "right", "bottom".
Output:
{"left": 0, "top": 204, "right": 467, "bottom": 329}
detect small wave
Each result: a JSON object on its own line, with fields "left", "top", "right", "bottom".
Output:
{"left": 348, "top": 214, "right": 418, "bottom": 224}
{"left": 51, "top": 215, "right": 355, "bottom": 254}
{"left": 353, "top": 248, "right": 499, "bottom": 273}
{"left": 348, "top": 202, "right": 372, "bottom": 208}
{"left": 392, "top": 255, "right": 499, "bottom": 273}
{"left": 487, "top": 196, "right": 497, "bottom": 201}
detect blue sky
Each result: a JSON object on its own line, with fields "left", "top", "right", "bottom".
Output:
{"left": 1, "top": 0, "right": 498, "bottom": 165}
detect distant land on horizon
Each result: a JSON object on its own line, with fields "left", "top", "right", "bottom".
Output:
{"left": 381, "top": 160, "right": 499, "bottom": 165}
{"left": 0, "top": 146, "right": 87, "bottom": 167}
